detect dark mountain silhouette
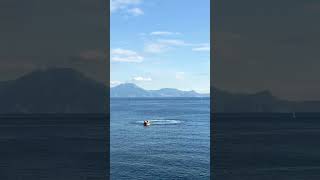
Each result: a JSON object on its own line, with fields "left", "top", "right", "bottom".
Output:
{"left": 110, "top": 83, "right": 208, "bottom": 97}
{"left": 213, "top": 87, "right": 320, "bottom": 112}
{"left": 0, "top": 68, "right": 107, "bottom": 113}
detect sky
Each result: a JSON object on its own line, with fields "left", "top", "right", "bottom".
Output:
{"left": 214, "top": 0, "right": 320, "bottom": 101}
{"left": 110, "top": 0, "right": 210, "bottom": 93}
{"left": 3, "top": 0, "right": 319, "bottom": 100}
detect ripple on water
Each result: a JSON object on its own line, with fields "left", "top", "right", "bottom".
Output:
{"left": 135, "top": 119, "right": 182, "bottom": 125}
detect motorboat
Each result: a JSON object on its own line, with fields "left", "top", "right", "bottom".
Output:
{"left": 144, "top": 120, "right": 151, "bottom": 126}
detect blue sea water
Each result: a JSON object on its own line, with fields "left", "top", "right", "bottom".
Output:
{"left": 110, "top": 98, "right": 210, "bottom": 179}
{"left": 214, "top": 113, "right": 320, "bottom": 180}
{"left": 0, "top": 114, "right": 107, "bottom": 180}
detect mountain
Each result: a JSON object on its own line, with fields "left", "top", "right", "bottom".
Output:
{"left": 0, "top": 69, "right": 319, "bottom": 113}
{"left": 213, "top": 87, "right": 320, "bottom": 112}
{"left": 111, "top": 83, "right": 320, "bottom": 112}
{"left": 110, "top": 83, "right": 151, "bottom": 97}
{"left": 0, "top": 68, "right": 107, "bottom": 113}
{"left": 110, "top": 83, "right": 208, "bottom": 97}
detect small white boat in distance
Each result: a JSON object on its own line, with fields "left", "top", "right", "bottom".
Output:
{"left": 144, "top": 120, "right": 151, "bottom": 126}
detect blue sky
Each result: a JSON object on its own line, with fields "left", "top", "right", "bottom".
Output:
{"left": 111, "top": 0, "right": 210, "bottom": 93}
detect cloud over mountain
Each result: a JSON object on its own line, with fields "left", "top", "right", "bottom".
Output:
{"left": 111, "top": 48, "right": 144, "bottom": 63}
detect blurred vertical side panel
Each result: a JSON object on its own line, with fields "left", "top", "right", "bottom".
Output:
{"left": 0, "top": 0, "right": 109, "bottom": 179}
{"left": 210, "top": 0, "right": 215, "bottom": 179}
{"left": 213, "top": 0, "right": 320, "bottom": 179}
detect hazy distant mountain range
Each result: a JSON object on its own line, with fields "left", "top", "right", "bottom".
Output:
{"left": 111, "top": 83, "right": 209, "bottom": 97}
{"left": 0, "top": 68, "right": 319, "bottom": 113}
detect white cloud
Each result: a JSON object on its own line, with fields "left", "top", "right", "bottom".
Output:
{"left": 144, "top": 37, "right": 210, "bottom": 53}
{"left": 111, "top": 0, "right": 143, "bottom": 16}
{"left": 175, "top": 72, "right": 185, "bottom": 80}
{"left": 150, "top": 31, "right": 181, "bottom": 36}
{"left": 192, "top": 44, "right": 210, "bottom": 52}
{"left": 127, "top": 8, "right": 144, "bottom": 16}
{"left": 158, "top": 39, "right": 186, "bottom": 46}
{"left": 111, "top": 0, "right": 141, "bottom": 12}
{"left": 132, "top": 76, "right": 152, "bottom": 81}
{"left": 144, "top": 43, "right": 166, "bottom": 53}
{"left": 144, "top": 39, "right": 187, "bottom": 53}
{"left": 111, "top": 48, "right": 144, "bottom": 63}
{"left": 110, "top": 80, "right": 123, "bottom": 87}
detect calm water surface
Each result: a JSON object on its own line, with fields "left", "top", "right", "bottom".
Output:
{"left": 214, "top": 113, "right": 320, "bottom": 180}
{"left": 110, "top": 98, "right": 210, "bottom": 179}
{"left": 0, "top": 114, "right": 107, "bottom": 180}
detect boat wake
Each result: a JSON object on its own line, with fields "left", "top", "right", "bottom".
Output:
{"left": 135, "top": 119, "right": 181, "bottom": 125}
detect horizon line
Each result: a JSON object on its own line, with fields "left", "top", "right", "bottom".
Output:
{"left": 110, "top": 83, "right": 210, "bottom": 94}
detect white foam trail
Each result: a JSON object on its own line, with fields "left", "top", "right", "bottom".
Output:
{"left": 136, "top": 119, "right": 181, "bottom": 125}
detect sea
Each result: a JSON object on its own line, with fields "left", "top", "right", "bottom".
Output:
{"left": 0, "top": 114, "right": 108, "bottom": 180}
{"left": 214, "top": 113, "right": 320, "bottom": 180}
{"left": 110, "top": 97, "right": 210, "bottom": 179}
{"left": 1, "top": 102, "right": 319, "bottom": 180}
